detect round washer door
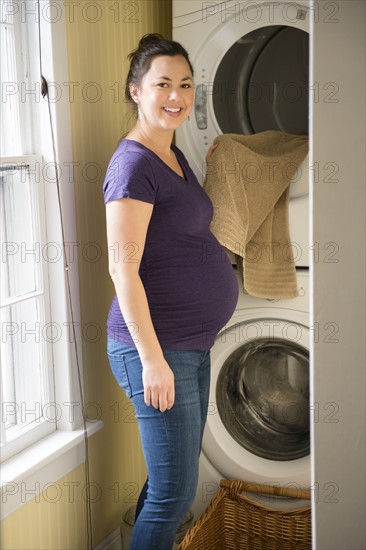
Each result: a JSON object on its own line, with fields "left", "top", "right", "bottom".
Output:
{"left": 203, "top": 317, "right": 310, "bottom": 487}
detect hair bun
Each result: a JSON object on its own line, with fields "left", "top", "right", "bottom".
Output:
{"left": 139, "top": 34, "right": 165, "bottom": 47}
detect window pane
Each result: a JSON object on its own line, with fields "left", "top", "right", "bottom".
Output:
{"left": 0, "top": 156, "right": 56, "bottom": 455}
{"left": 1, "top": 296, "right": 50, "bottom": 434}
{"left": 1, "top": 163, "right": 39, "bottom": 299}
{"left": 0, "top": 0, "right": 21, "bottom": 156}
{"left": 1, "top": 303, "right": 16, "bottom": 429}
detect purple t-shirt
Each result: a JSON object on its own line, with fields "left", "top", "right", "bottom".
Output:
{"left": 103, "top": 139, "right": 238, "bottom": 350}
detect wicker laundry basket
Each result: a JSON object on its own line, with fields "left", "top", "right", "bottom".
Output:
{"left": 178, "top": 480, "right": 311, "bottom": 550}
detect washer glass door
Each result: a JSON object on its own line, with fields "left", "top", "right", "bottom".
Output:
{"left": 212, "top": 26, "right": 309, "bottom": 135}
{"left": 216, "top": 338, "right": 309, "bottom": 461}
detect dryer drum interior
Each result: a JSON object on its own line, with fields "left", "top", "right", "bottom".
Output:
{"left": 211, "top": 26, "right": 309, "bottom": 135}
{"left": 216, "top": 337, "right": 310, "bottom": 461}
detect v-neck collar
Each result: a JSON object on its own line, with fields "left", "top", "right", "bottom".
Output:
{"left": 124, "top": 139, "right": 188, "bottom": 182}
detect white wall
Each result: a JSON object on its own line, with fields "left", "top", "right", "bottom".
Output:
{"left": 312, "top": 2, "right": 365, "bottom": 548}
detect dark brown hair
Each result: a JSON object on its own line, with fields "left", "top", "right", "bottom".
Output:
{"left": 124, "top": 33, "right": 194, "bottom": 104}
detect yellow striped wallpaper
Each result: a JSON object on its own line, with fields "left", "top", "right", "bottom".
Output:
{"left": 1, "top": 465, "right": 88, "bottom": 550}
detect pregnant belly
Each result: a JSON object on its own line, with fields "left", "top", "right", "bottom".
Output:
{"left": 145, "top": 257, "right": 239, "bottom": 347}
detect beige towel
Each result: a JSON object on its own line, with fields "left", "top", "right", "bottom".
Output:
{"left": 203, "top": 131, "right": 308, "bottom": 299}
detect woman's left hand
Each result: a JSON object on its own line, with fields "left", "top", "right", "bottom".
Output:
{"left": 205, "top": 143, "right": 218, "bottom": 162}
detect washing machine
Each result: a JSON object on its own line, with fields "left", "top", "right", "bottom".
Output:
{"left": 173, "top": 0, "right": 310, "bottom": 266}
{"left": 192, "top": 268, "right": 310, "bottom": 519}
{"left": 173, "top": 0, "right": 311, "bottom": 520}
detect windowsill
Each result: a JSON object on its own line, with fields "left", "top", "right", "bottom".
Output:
{"left": 0, "top": 420, "right": 104, "bottom": 520}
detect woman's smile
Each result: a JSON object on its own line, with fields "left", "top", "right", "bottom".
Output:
{"left": 162, "top": 106, "right": 184, "bottom": 116}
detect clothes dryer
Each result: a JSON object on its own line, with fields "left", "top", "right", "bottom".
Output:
{"left": 192, "top": 268, "right": 311, "bottom": 519}
{"left": 173, "top": 0, "right": 310, "bottom": 266}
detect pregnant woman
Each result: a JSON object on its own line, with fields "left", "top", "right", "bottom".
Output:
{"left": 104, "top": 34, "right": 239, "bottom": 549}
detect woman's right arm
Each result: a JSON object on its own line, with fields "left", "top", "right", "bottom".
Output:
{"left": 106, "top": 198, "right": 175, "bottom": 412}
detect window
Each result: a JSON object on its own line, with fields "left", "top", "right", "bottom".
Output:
{"left": 0, "top": 0, "right": 57, "bottom": 460}
{"left": 1, "top": 155, "right": 56, "bottom": 460}
{"left": 0, "top": 0, "right": 103, "bottom": 521}
{"left": 0, "top": 0, "right": 88, "bottom": 467}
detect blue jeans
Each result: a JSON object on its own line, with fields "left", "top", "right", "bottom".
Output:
{"left": 107, "top": 337, "right": 211, "bottom": 550}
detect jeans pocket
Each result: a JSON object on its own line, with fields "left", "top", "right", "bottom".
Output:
{"left": 107, "top": 353, "right": 132, "bottom": 398}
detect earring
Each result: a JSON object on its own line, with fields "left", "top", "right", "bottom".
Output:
{"left": 137, "top": 106, "right": 142, "bottom": 120}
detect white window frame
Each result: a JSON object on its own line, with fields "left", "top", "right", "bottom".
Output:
{"left": 0, "top": 0, "right": 103, "bottom": 519}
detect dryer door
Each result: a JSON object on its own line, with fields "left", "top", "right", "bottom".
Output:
{"left": 175, "top": 4, "right": 310, "bottom": 181}
{"left": 213, "top": 26, "right": 309, "bottom": 136}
